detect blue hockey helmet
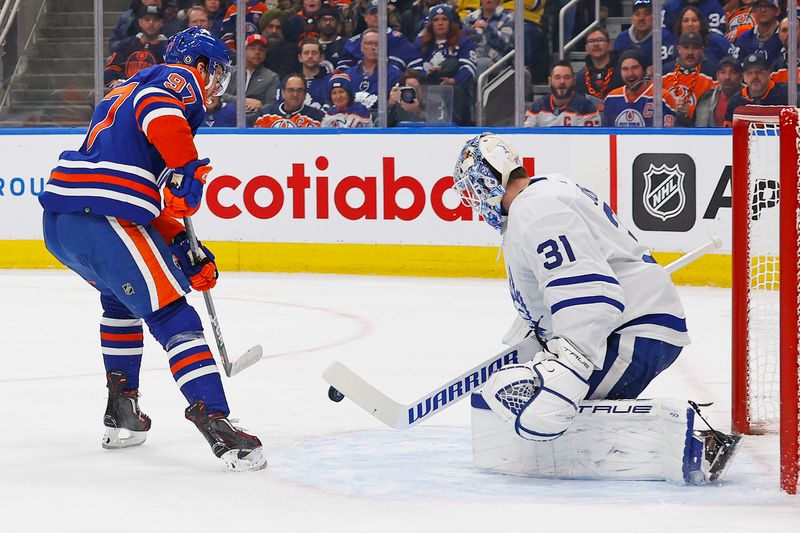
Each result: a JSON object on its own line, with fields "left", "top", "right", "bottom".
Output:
{"left": 452, "top": 133, "right": 523, "bottom": 232}
{"left": 165, "top": 26, "right": 232, "bottom": 96}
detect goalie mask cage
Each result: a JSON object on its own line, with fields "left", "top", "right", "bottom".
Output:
{"left": 732, "top": 105, "right": 800, "bottom": 494}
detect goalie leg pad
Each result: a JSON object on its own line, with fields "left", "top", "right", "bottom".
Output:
{"left": 471, "top": 395, "right": 739, "bottom": 484}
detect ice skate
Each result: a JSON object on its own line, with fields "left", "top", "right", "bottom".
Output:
{"left": 696, "top": 429, "right": 743, "bottom": 483}
{"left": 102, "top": 371, "right": 151, "bottom": 449}
{"left": 185, "top": 401, "right": 267, "bottom": 471}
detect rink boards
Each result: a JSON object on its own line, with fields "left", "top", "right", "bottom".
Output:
{"left": 0, "top": 127, "right": 733, "bottom": 286}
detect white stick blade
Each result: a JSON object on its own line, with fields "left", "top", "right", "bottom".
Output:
{"left": 228, "top": 345, "right": 264, "bottom": 377}
{"left": 322, "top": 362, "right": 406, "bottom": 429}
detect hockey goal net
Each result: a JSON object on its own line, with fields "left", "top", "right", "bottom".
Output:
{"left": 732, "top": 105, "right": 800, "bottom": 494}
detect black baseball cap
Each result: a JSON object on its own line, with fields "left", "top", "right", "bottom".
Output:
{"left": 717, "top": 55, "right": 743, "bottom": 72}
{"left": 742, "top": 51, "right": 770, "bottom": 71}
{"left": 136, "top": 5, "right": 164, "bottom": 18}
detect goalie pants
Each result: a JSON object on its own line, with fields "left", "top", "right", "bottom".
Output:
{"left": 43, "top": 210, "right": 230, "bottom": 414}
{"left": 585, "top": 333, "right": 683, "bottom": 400}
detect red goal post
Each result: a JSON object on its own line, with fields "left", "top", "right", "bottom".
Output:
{"left": 731, "top": 105, "right": 800, "bottom": 494}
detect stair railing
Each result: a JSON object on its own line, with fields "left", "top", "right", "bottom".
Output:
{"left": 0, "top": 0, "right": 47, "bottom": 114}
{"left": 559, "top": 0, "right": 601, "bottom": 59}
{"left": 476, "top": 48, "right": 515, "bottom": 127}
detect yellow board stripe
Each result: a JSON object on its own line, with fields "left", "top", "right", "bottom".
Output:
{"left": 0, "top": 240, "right": 732, "bottom": 287}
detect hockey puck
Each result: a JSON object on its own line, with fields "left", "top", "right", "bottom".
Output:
{"left": 328, "top": 386, "right": 345, "bottom": 402}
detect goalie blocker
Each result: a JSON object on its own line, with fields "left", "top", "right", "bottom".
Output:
{"left": 471, "top": 395, "right": 741, "bottom": 484}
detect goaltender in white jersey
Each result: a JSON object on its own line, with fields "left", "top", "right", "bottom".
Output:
{"left": 453, "top": 133, "right": 739, "bottom": 483}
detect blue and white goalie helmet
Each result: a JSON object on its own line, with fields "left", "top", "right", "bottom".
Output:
{"left": 165, "top": 27, "right": 232, "bottom": 97}
{"left": 453, "top": 133, "right": 523, "bottom": 232}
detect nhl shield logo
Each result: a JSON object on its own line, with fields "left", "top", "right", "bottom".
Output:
{"left": 642, "top": 163, "right": 686, "bottom": 221}
{"left": 632, "top": 153, "right": 696, "bottom": 232}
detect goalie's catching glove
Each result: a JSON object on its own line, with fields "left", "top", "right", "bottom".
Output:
{"left": 169, "top": 231, "right": 218, "bottom": 292}
{"left": 482, "top": 337, "right": 594, "bottom": 441}
{"left": 163, "top": 158, "right": 212, "bottom": 218}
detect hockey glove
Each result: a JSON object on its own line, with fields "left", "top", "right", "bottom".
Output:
{"left": 515, "top": 338, "right": 593, "bottom": 441}
{"left": 163, "top": 158, "right": 212, "bottom": 218}
{"left": 482, "top": 337, "right": 593, "bottom": 442}
{"left": 169, "top": 231, "right": 218, "bottom": 292}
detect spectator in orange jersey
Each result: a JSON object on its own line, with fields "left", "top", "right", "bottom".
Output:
{"left": 695, "top": 56, "right": 743, "bottom": 126}
{"left": 662, "top": 31, "right": 718, "bottom": 125}
{"left": 771, "top": 15, "right": 800, "bottom": 84}
{"left": 724, "top": 51, "right": 787, "bottom": 125}
{"left": 725, "top": 0, "right": 757, "bottom": 41}
{"left": 105, "top": 5, "right": 168, "bottom": 88}
{"left": 254, "top": 74, "right": 325, "bottom": 127}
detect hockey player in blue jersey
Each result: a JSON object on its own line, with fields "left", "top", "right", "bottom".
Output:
{"left": 452, "top": 133, "right": 741, "bottom": 483}
{"left": 38, "top": 27, "right": 266, "bottom": 471}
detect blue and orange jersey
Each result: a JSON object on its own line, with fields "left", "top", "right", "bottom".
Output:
{"left": 603, "top": 82, "right": 677, "bottom": 127}
{"left": 221, "top": 0, "right": 267, "bottom": 50}
{"left": 40, "top": 64, "right": 208, "bottom": 226}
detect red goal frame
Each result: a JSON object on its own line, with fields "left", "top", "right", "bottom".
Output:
{"left": 731, "top": 105, "right": 800, "bottom": 494}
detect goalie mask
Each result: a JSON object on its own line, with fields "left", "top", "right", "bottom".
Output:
{"left": 452, "top": 133, "right": 523, "bottom": 232}
{"left": 165, "top": 27, "right": 232, "bottom": 97}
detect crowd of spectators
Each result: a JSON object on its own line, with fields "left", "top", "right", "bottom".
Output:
{"left": 102, "top": 0, "right": 800, "bottom": 128}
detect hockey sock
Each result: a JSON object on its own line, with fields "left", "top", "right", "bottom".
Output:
{"left": 146, "top": 298, "right": 230, "bottom": 415}
{"left": 100, "top": 294, "right": 144, "bottom": 391}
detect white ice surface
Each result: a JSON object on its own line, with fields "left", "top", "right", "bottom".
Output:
{"left": 0, "top": 271, "right": 798, "bottom": 532}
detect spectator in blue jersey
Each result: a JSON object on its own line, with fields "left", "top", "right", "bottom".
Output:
{"left": 202, "top": 0, "right": 229, "bottom": 37}
{"left": 724, "top": 50, "right": 787, "bottom": 125}
{"left": 463, "top": 0, "right": 514, "bottom": 76}
{"left": 734, "top": 0, "right": 782, "bottom": 64}
{"left": 664, "top": 0, "right": 727, "bottom": 37}
{"left": 603, "top": 48, "right": 677, "bottom": 127}
{"left": 694, "top": 55, "right": 744, "bottom": 127}
{"left": 613, "top": 0, "right": 676, "bottom": 67}
{"left": 401, "top": 0, "right": 441, "bottom": 42}
{"left": 221, "top": 0, "right": 266, "bottom": 51}
{"left": 317, "top": 4, "right": 346, "bottom": 72}
{"left": 322, "top": 73, "right": 373, "bottom": 127}
{"left": 260, "top": 9, "right": 303, "bottom": 80}
{"left": 674, "top": 5, "right": 734, "bottom": 70}
{"left": 338, "top": 0, "right": 416, "bottom": 73}
{"left": 255, "top": 74, "right": 326, "bottom": 127}
{"left": 409, "top": 4, "right": 477, "bottom": 125}
{"left": 524, "top": 60, "right": 601, "bottom": 127}
{"left": 388, "top": 70, "right": 428, "bottom": 126}
{"left": 110, "top": 1, "right": 182, "bottom": 53}
{"left": 575, "top": 27, "right": 623, "bottom": 110}
{"left": 202, "top": 94, "right": 238, "bottom": 127}
{"left": 106, "top": 5, "right": 169, "bottom": 88}
{"left": 222, "top": 34, "right": 279, "bottom": 125}
{"left": 299, "top": 39, "right": 332, "bottom": 110}
{"left": 343, "top": 28, "right": 403, "bottom": 113}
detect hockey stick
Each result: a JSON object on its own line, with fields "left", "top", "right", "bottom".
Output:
{"left": 323, "top": 235, "right": 724, "bottom": 429}
{"left": 323, "top": 336, "right": 542, "bottom": 429}
{"left": 663, "top": 235, "right": 723, "bottom": 274}
{"left": 183, "top": 216, "right": 263, "bottom": 377}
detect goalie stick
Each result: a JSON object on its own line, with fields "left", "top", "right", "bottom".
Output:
{"left": 183, "top": 216, "right": 263, "bottom": 377}
{"left": 323, "top": 236, "right": 723, "bottom": 429}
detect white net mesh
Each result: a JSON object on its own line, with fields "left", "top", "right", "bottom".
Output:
{"left": 746, "top": 122, "right": 782, "bottom": 431}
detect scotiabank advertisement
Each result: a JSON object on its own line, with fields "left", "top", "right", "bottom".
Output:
{"left": 0, "top": 130, "right": 731, "bottom": 253}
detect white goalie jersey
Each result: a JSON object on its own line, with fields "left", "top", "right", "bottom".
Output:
{"left": 502, "top": 174, "right": 690, "bottom": 368}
